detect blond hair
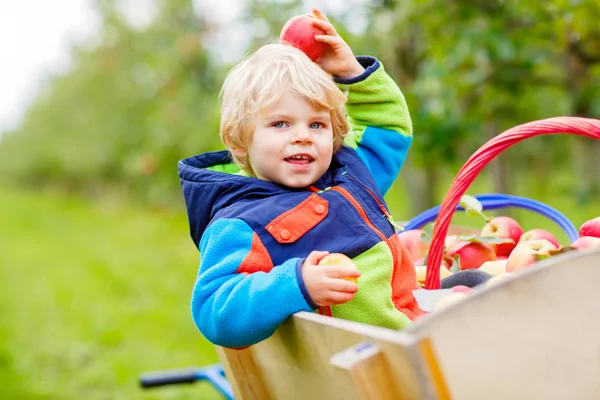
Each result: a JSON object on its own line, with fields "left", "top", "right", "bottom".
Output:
{"left": 219, "top": 43, "right": 349, "bottom": 174}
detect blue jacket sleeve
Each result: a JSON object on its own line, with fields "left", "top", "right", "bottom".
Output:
{"left": 191, "top": 218, "right": 316, "bottom": 348}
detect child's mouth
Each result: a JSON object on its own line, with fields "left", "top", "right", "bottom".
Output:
{"left": 285, "top": 154, "right": 314, "bottom": 164}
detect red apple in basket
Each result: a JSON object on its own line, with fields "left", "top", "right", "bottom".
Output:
{"left": 397, "top": 229, "right": 429, "bottom": 261}
{"left": 446, "top": 241, "right": 497, "bottom": 270}
{"left": 570, "top": 236, "right": 600, "bottom": 251}
{"left": 481, "top": 216, "right": 523, "bottom": 257}
{"left": 578, "top": 217, "right": 600, "bottom": 239}
{"left": 519, "top": 229, "right": 559, "bottom": 248}
{"left": 280, "top": 15, "right": 326, "bottom": 62}
{"left": 506, "top": 239, "right": 557, "bottom": 273}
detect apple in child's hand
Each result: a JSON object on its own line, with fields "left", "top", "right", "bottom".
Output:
{"left": 506, "top": 239, "right": 557, "bottom": 272}
{"left": 519, "top": 229, "right": 559, "bottom": 248}
{"left": 579, "top": 217, "right": 600, "bottom": 238}
{"left": 280, "top": 15, "right": 326, "bottom": 62}
{"left": 480, "top": 216, "right": 523, "bottom": 257}
{"left": 318, "top": 253, "right": 359, "bottom": 283}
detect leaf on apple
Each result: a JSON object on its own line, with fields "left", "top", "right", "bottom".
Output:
{"left": 534, "top": 247, "right": 576, "bottom": 262}
{"left": 459, "top": 194, "right": 488, "bottom": 221}
{"left": 549, "top": 246, "right": 578, "bottom": 256}
{"left": 421, "top": 223, "right": 434, "bottom": 244}
{"left": 449, "top": 254, "right": 461, "bottom": 273}
{"left": 533, "top": 253, "right": 551, "bottom": 262}
{"left": 456, "top": 234, "right": 515, "bottom": 245}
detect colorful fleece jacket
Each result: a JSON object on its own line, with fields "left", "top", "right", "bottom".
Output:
{"left": 178, "top": 56, "right": 423, "bottom": 349}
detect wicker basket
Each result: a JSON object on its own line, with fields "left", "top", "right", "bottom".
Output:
{"left": 422, "top": 116, "right": 600, "bottom": 289}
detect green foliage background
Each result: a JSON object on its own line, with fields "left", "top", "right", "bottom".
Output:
{"left": 2, "top": 0, "right": 600, "bottom": 214}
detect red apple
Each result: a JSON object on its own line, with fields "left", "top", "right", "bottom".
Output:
{"left": 397, "top": 229, "right": 429, "bottom": 262}
{"left": 446, "top": 241, "right": 497, "bottom": 270}
{"left": 570, "top": 236, "right": 600, "bottom": 251}
{"left": 578, "top": 217, "right": 600, "bottom": 239}
{"left": 506, "top": 239, "right": 558, "bottom": 273}
{"left": 519, "top": 229, "right": 559, "bottom": 248}
{"left": 481, "top": 216, "right": 524, "bottom": 257}
{"left": 280, "top": 15, "right": 326, "bottom": 62}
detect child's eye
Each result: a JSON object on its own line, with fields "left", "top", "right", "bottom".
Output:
{"left": 271, "top": 121, "right": 288, "bottom": 128}
{"left": 310, "top": 122, "right": 324, "bottom": 129}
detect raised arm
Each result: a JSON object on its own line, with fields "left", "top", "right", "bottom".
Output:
{"left": 335, "top": 57, "right": 413, "bottom": 196}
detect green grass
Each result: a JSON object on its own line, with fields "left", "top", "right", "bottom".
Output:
{"left": 0, "top": 187, "right": 221, "bottom": 399}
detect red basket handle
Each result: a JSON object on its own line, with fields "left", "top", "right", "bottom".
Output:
{"left": 425, "top": 116, "right": 600, "bottom": 290}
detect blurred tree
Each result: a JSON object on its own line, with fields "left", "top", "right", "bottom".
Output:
{"left": 1, "top": 0, "right": 599, "bottom": 212}
{"left": 360, "top": 0, "right": 599, "bottom": 214}
{"left": 0, "top": 0, "right": 221, "bottom": 205}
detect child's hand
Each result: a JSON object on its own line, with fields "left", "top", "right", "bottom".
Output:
{"left": 301, "top": 250, "right": 360, "bottom": 307}
{"left": 308, "top": 8, "right": 365, "bottom": 79}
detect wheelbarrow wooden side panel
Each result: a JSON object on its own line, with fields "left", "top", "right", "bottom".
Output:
{"left": 217, "top": 248, "right": 600, "bottom": 400}
{"left": 407, "top": 248, "right": 600, "bottom": 399}
{"left": 216, "top": 312, "right": 442, "bottom": 400}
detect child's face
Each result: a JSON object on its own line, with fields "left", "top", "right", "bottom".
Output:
{"left": 244, "top": 92, "right": 334, "bottom": 188}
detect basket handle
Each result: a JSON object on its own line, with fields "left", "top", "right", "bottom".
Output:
{"left": 425, "top": 116, "right": 600, "bottom": 290}
{"left": 403, "top": 193, "right": 579, "bottom": 241}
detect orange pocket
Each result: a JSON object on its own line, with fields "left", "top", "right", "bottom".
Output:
{"left": 266, "top": 194, "right": 328, "bottom": 244}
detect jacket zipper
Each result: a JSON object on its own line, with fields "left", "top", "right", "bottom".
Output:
{"left": 346, "top": 174, "right": 404, "bottom": 231}
{"left": 329, "top": 186, "right": 400, "bottom": 287}
{"left": 308, "top": 183, "right": 400, "bottom": 317}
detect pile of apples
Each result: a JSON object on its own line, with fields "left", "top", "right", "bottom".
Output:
{"left": 402, "top": 196, "right": 600, "bottom": 291}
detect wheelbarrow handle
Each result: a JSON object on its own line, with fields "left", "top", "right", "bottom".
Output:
{"left": 139, "top": 369, "right": 197, "bottom": 388}
{"left": 139, "top": 364, "right": 234, "bottom": 399}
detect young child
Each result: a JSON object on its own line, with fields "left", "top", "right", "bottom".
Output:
{"left": 178, "top": 9, "right": 423, "bottom": 349}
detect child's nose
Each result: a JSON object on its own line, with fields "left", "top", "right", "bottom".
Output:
{"left": 291, "top": 126, "right": 313, "bottom": 144}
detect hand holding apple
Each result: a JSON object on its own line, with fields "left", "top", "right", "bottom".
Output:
{"left": 318, "top": 253, "right": 360, "bottom": 284}
{"left": 304, "top": 8, "right": 364, "bottom": 78}
{"left": 280, "top": 14, "right": 326, "bottom": 62}
{"left": 302, "top": 251, "right": 360, "bottom": 307}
